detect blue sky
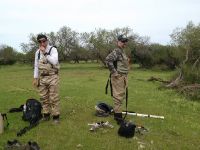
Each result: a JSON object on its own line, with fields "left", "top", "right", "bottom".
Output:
{"left": 0, "top": 0, "right": 200, "bottom": 51}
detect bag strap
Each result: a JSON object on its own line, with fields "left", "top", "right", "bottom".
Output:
{"left": 17, "top": 120, "right": 39, "bottom": 136}
{"left": 105, "top": 74, "right": 113, "bottom": 96}
{"left": 105, "top": 77, "right": 109, "bottom": 95}
{"left": 47, "top": 46, "right": 55, "bottom": 55}
{"left": 38, "top": 51, "right": 40, "bottom": 60}
{"left": 1, "top": 113, "right": 9, "bottom": 127}
{"left": 8, "top": 105, "right": 24, "bottom": 113}
{"left": 122, "top": 87, "right": 128, "bottom": 120}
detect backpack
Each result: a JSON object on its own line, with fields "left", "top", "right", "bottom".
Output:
{"left": 118, "top": 121, "right": 136, "bottom": 138}
{"left": 9, "top": 99, "right": 42, "bottom": 136}
{"left": 22, "top": 99, "right": 42, "bottom": 123}
{"left": 95, "top": 102, "right": 113, "bottom": 117}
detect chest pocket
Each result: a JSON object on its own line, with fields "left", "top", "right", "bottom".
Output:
{"left": 117, "top": 53, "right": 129, "bottom": 73}
{"left": 122, "top": 53, "right": 129, "bottom": 66}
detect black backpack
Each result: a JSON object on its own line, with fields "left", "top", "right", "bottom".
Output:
{"left": 118, "top": 121, "right": 136, "bottom": 138}
{"left": 22, "top": 99, "right": 42, "bottom": 124}
{"left": 9, "top": 99, "right": 42, "bottom": 136}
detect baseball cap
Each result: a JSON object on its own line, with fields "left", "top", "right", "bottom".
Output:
{"left": 117, "top": 35, "right": 128, "bottom": 43}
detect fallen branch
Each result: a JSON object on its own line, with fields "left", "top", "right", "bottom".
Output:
{"left": 192, "top": 56, "right": 200, "bottom": 70}
{"left": 166, "top": 49, "right": 189, "bottom": 88}
{"left": 165, "top": 69, "right": 183, "bottom": 88}
{"left": 179, "top": 84, "right": 200, "bottom": 92}
{"left": 147, "top": 76, "right": 170, "bottom": 84}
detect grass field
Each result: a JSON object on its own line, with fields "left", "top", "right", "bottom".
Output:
{"left": 0, "top": 63, "right": 200, "bottom": 150}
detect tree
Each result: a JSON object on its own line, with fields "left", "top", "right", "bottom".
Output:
{"left": 0, "top": 45, "right": 17, "bottom": 65}
{"left": 170, "top": 21, "right": 200, "bottom": 84}
{"left": 57, "top": 26, "right": 79, "bottom": 61}
{"left": 20, "top": 34, "right": 38, "bottom": 64}
{"left": 87, "top": 27, "right": 136, "bottom": 66}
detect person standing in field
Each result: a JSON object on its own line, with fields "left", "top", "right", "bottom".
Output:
{"left": 33, "top": 34, "right": 60, "bottom": 124}
{"left": 105, "top": 35, "right": 129, "bottom": 124}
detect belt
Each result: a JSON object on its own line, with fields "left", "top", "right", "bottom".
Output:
{"left": 118, "top": 72, "right": 128, "bottom": 75}
{"left": 40, "top": 72, "right": 58, "bottom": 76}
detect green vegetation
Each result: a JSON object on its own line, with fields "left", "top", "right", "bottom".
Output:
{"left": 0, "top": 63, "right": 200, "bottom": 150}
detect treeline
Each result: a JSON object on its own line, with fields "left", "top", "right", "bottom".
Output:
{"left": 1, "top": 22, "right": 200, "bottom": 80}
{"left": 170, "top": 22, "right": 200, "bottom": 84}
{"left": 0, "top": 22, "right": 200, "bottom": 99}
{"left": 0, "top": 26, "right": 181, "bottom": 68}
{"left": 20, "top": 26, "right": 148, "bottom": 65}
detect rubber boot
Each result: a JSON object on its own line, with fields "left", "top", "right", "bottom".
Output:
{"left": 114, "top": 113, "right": 123, "bottom": 125}
{"left": 52, "top": 115, "right": 60, "bottom": 124}
{"left": 42, "top": 113, "right": 50, "bottom": 121}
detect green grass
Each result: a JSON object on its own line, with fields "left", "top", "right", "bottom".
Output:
{"left": 0, "top": 63, "right": 200, "bottom": 150}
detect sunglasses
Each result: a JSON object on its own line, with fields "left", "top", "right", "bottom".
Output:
{"left": 121, "top": 41, "right": 128, "bottom": 43}
{"left": 38, "top": 40, "right": 47, "bottom": 43}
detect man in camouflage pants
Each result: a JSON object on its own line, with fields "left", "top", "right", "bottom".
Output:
{"left": 33, "top": 34, "right": 60, "bottom": 124}
{"left": 105, "top": 35, "right": 129, "bottom": 124}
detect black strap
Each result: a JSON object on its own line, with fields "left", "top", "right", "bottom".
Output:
{"left": 123, "top": 87, "right": 128, "bottom": 120}
{"left": 105, "top": 77, "right": 109, "bottom": 95}
{"left": 110, "top": 75, "right": 113, "bottom": 96}
{"left": 1, "top": 113, "right": 9, "bottom": 127}
{"left": 17, "top": 121, "right": 39, "bottom": 136}
{"left": 8, "top": 105, "right": 24, "bottom": 113}
{"left": 48, "top": 46, "right": 55, "bottom": 55}
{"left": 38, "top": 51, "right": 40, "bottom": 60}
{"left": 105, "top": 74, "right": 113, "bottom": 96}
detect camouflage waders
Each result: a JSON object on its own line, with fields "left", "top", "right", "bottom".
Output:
{"left": 105, "top": 48, "right": 129, "bottom": 114}
{"left": 38, "top": 52, "right": 60, "bottom": 116}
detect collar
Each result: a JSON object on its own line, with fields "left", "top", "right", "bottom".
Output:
{"left": 117, "top": 47, "right": 124, "bottom": 53}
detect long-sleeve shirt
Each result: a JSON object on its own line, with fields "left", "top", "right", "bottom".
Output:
{"left": 34, "top": 45, "right": 58, "bottom": 78}
{"left": 105, "top": 48, "right": 129, "bottom": 74}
